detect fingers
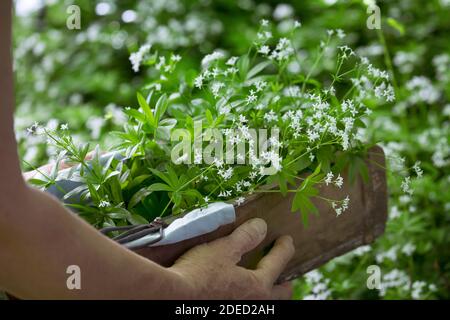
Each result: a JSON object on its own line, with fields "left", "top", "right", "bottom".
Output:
{"left": 271, "top": 282, "right": 293, "bottom": 300}
{"left": 255, "top": 235, "right": 295, "bottom": 286}
{"left": 213, "top": 218, "right": 267, "bottom": 262}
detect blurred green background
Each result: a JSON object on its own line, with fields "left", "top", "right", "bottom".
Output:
{"left": 12, "top": 0, "right": 449, "bottom": 299}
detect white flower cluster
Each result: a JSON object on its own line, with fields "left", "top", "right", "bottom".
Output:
{"left": 194, "top": 52, "right": 238, "bottom": 89}
{"left": 405, "top": 76, "right": 440, "bottom": 104}
{"left": 324, "top": 172, "right": 344, "bottom": 188}
{"left": 129, "top": 44, "right": 152, "bottom": 72}
{"left": 331, "top": 196, "right": 350, "bottom": 216}
{"left": 303, "top": 270, "right": 332, "bottom": 300}
{"left": 401, "top": 176, "right": 413, "bottom": 195}
{"left": 378, "top": 269, "right": 437, "bottom": 299}
{"left": 379, "top": 269, "right": 410, "bottom": 297}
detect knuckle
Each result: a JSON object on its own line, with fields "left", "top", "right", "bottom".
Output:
{"left": 237, "top": 227, "right": 260, "bottom": 247}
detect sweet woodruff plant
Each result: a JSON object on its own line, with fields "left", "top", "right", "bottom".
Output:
{"left": 29, "top": 20, "right": 398, "bottom": 228}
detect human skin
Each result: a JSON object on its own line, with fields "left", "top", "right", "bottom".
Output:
{"left": 0, "top": 1, "right": 295, "bottom": 299}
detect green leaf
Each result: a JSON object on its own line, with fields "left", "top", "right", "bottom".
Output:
{"left": 149, "top": 168, "right": 174, "bottom": 188}
{"left": 128, "top": 174, "right": 151, "bottom": 189}
{"left": 127, "top": 214, "right": 149, "bottom": 225}
{"left": 107, "top": 209, "right": 129, "bottom": 219}
{"left": 172, "top": 192, "right": 182, "bottom": 207}
{"left": 238, "top": 54, "right": 250, "bottom": 79}
{"left": 167, "top": 166, "right": 180, "bottom": 186}
{"left": 246, "top": 61, "right": 272, "bottom": 80}
{"left": 317, "top": 146, "right": 333, "bottom": 173}
{"left": 348, "top": 156, "right": 369, "bottom": 184}
{"left": 291, "top": 156, "right": 312, "bottom": 173}
{"left": 124, "top": 108, "right": 146, "bottom": 123}
{"left": 387, "top": 18, "right": 405, "bottom": 36}
{"left": 63, "top": 185, "right": 88, "bottom": 200}
{"left": 128, "top": 188, "right": 153, "bottom": 209}
{"left": 137, "top": 92, "right": 156, "bottom": 126}
{"left": 28, "top": 178, "right": 49, "bottom": 187}
{"left": 291, "top": 191, "right": 318, "bottom": 227}
{"left": 182, "top": 189, "right": 203, "bottom": 200}
{"left": 148, "top": 183, "right": 174, "bottom": 192}
{"left": 205, "top": 109, "right": 214, "bottom": 125}
{"left": 154, "top": 93, "right": 168, "bottom": 123}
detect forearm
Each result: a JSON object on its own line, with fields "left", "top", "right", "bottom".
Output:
{"left": 0, "top": 0, "right": 23, "bottom": 193}
{"left": 0, "top": 186, "right": 191, "bottom": 299}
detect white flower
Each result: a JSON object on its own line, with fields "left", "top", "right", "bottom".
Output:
{"left": 203, "top": 196, "right": 210, "bottom": 203}
{"left": 331, "top": 195, "right": 350, "bottom": 216}
{"left": 218, "top": 190, "right": 232, "bottom": 198}
{"left": 405, "top": 76, "right": 440, "bottom": 104}
{"left": 218, "top": 104, "right": 231, "bottom": 115}
{"left": 171, "top": 54, "right": 181, "bottom": 62}
{"left": 401, "top": 176, "right": 413, "bottom": 195}
{"left": 258, "top": 45, "right": 271, "bottom": 55}
{"left": 303, "top": 270, "right": 331, "bottom": 300}
{"left": 213, "top": 158, "right": 224, "bottom": 168}
{"left": 429, "top": 284, "right": 437, "bottom": 292}
{"left": 383, "top": 84, "right": 396, "bottom": 102}
{"left": 211, "top": 82, "right": 225, "bottom": 97}
{"left": 99, "top": 200, "right": 110, "bottom": 208}
{"left": 353, "top": 245, "right": 371, "bottom": 256}
{"left": 60, "top": 123, "right": 69, "bottom": 130}
{"left": 239, "top": 115, "right": 248, "bottom": 123}
{"left": 218, "top": 167, "right": 233, "bottom": 180}
{"left": 249, "top": 171, "right": 258, "bottom": 180}
{"left": 389, "top": 206, "right": 402, "bottom": 219}
{"left": 325, "top": 172, "right": 334, "bottom": 185}
{"left": 413, "top": 161, "right": 423, "bottom": 178}
{"left": 226, "top": 56, "right": 238, "bottom": 66}
{"left": 402, "top": 243, "right": 416, "bottom": 256}
{"left": 201, "top": 51, "right": 224, "bottom": 68}
{"left": 235, "top": 197, "right": 245, "bottom": 206}
{"left": 255, "top": 80, "right": 268, "bottom": 92}
{"left": 246, "top": 90, "right": 257, "bottom": 104}
{"left": 307, "top": 129, "right": 320, "bottom": 141}
{"left": 334, "top": 174, "right": 344, "bottom": 188}
{"left": 263, "top": 110, "right": 278, "bottom": 122}
{"left": 260, "top": 19, "right": 269, "bottom": 27}
{"left": 294, "top": 20, "right": 302, "bottom": 28}
{"left": 129, "top": 44, "right": 151, "bottom": 72}
{"left": 342, "top": 196, "right": 350, "bottom": 211}
{"left": 194, "top": 74, "right": 204, "bottom": 89}
{"left": 378, "top": 269, "right": 410, "bottom": 297}
{"left": 261, "top": 150, "right": 283, "bottom": 172}
{"left": 336, "top": 29, "right": 346, "bottom": 39}
{"left": 412, "top": 281, "right": 426, "bottom": 299}
{"left": 26, "top": 121, "right": 40, "bottom": 135}
{"left": 376, "top": 246, "right": 399, "bottom": 263}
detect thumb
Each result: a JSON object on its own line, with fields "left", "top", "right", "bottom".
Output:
{"left": 218, "top": 218, "right": 267, "bottom": 262}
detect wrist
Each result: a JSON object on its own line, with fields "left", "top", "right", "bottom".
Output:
{"left": 165, "top": 266, "right": 199, "bottom": 299}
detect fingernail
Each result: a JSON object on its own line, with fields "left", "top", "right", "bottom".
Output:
{"left": 285, "top": 235, "right": 294, "bottom": 245}
{"left": 250, "top": 218, "right": 267, "bottom": 236}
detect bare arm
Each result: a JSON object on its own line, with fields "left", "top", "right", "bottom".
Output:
{"left": 0, "top": 1, "right": 293, "bottom": 299}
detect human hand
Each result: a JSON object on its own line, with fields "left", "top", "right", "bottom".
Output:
{"left": 169, "top": 218, "right": 295, "bottom": 299}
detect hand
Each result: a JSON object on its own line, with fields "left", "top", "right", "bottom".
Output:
{"left": 169, "top": 218, "right": 295, "bottom": 299}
